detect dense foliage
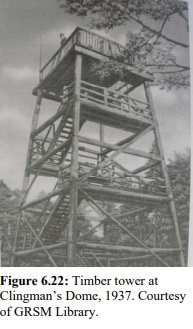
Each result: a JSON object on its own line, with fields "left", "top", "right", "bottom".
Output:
{"left": 0, "top": 180, "right": 21, "bottom": 266}
{"left": 57, "top": 0, "right": 189, "bottom": 89}
{"left": 168, "top": 149, "right": 190, "bottom": 261}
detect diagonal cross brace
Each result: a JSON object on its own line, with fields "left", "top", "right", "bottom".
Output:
{"left": 21, "top": 213, "right": 57, "bottom": 267}
{"left": 80, "top": 188, "right": 170, "bottom": 267}
{"left": 79, "top": 124, "right": 155, "bottom": 183}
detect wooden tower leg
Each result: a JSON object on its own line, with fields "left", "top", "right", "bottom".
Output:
{"left": 144, "top": 81, "right": 185, "bottom": 266}
{"left": 67, "top": 54, "right": 82, "bottom": 266}
{"left": 11, "top": 91, "right": 43, "bottom": 267}
{"left": 100, "top": 124, "right": 108, "bottom": 243}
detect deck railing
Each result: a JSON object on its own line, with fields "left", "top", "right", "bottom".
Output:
{"left": 40, "top": 27, "right": 134, "bottom": 81}
{"left": 62, "top": 80, "right": 152, "bottom": 119}
{"left": 80, "top": 81, "right": 152, "bottom": 119}
{"left": 30, "top": 79, "right": 152, "bottom": 167}
{"left": 59, "top": 163, "right": 167, "bottom": 196}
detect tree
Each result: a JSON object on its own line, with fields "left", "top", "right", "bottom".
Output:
{"left": 0, "top": 180, "right": 21, "bottom": 266}
{"left": 145, "top": 148, "right": 190, "bottom": 263}
{"left": 167, "top": 149, "right": 190, "bottom": 263}
{"left": 57, "top": 0, "right": 189, "bottom": 89}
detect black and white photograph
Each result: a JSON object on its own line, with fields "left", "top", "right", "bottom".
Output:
{"left": 0, "top": 0, "right": 191, "bottom": 267}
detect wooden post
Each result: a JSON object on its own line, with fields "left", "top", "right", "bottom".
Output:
{"left": 100, "top": 124, "right": 105, "bottom": 153}
{"left": 144, "top": 81, "right": 185, "bottom": 266}
{"left": 22, "top": 89, "right": 43, "bottom": 193}
{"left": 99, "top": 124, "right": 108, "bottom": 244}
{"left": 31, "top": 91, "right": 43, "bottom": 134}
{"left": 67, "top": 54, "right": 82, "bottom": 266}
{"left": 11, "top": 90, "right": 43, "bottom": 267}
{"left": 104, "top": 88, "right": 108, "bottom": 107}
{"left": 23, "top": 90, "right": 43, "bottom": 193}
{"left": 153, "top": 210, "right": 156, "bottom": 267}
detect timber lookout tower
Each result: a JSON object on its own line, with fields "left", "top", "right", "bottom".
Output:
{"left": 12, "top": 27, "right": 184, "bottom": 267}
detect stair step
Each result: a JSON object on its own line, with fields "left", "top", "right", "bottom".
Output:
{"left": 60, "top": 133, "right": 69, "bottom": 137}
{"left": 62, "top": 127, "right": 71, "bottom": 132}
{"left": 64, "top": 124, "right": 72, "bottom": 128}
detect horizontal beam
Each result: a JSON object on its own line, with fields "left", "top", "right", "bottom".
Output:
{"left": 79, "top": 135, "right": 161, "bottom": 161}
{"left": 79, "top": 146, "right": 100, "bottom": 156}
{"left": 14, "top": 241, "right": 68, "bottom": 256}
{"left": 76, "top": 242, "right": 180, "bottom": 255}
{"left": 25, "top": 207, "right": 50, "bottom": 214}
{"left": 115, "top": 207, "right": 148, "bottom": 219}
{"left": 80, "top": 184, "right": 169, "bottom": 204}
{"left": 33, "top": 89, "right": 63, "bottom": 102}
{"left": 29, "top": 163, "right": 59, "bottom": 176}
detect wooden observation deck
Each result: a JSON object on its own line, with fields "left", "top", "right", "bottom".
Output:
{"left": 33, "top": 27, "right": 152, "bottom": 99}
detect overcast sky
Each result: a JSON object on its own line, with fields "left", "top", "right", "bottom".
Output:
{"left": 0, "top": 0, "right": 191, "bottom": 190}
